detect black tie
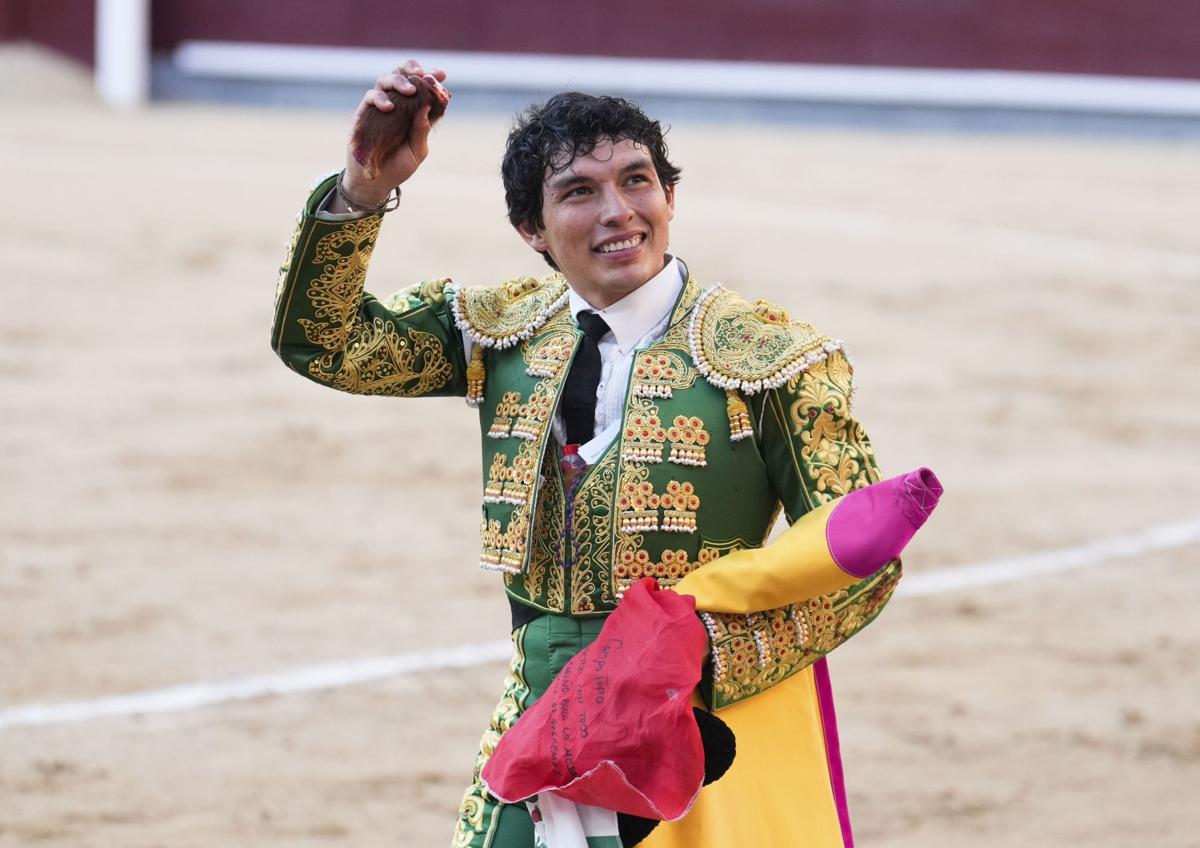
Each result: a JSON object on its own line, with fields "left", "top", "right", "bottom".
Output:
{"left": 561, "top": 311, "right": 611, "bottom": 445}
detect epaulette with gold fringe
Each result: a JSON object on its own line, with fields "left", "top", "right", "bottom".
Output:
{"left": 687, "top": 286, "right": 852, "bottom": 441}
{"left": 447, "top": 276, "right": 570, "bottom": 405}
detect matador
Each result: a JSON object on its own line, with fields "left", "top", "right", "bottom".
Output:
{"left": 271, "top": 60, "right": 941, "bottom": 848}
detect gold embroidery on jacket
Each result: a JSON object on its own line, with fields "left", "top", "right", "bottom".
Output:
{"left": 514, "top": 446, "right": 566, "bottom": 612}
{"left": 488, "top": 391, "right": 522, "bottom": 440}
{"left": 275, "top": 213, "right": 303, "bottom": 313}
{"left": 787, "top": 351, "right": 874, "bottom": 501}
{"left": 631, "top": 350, "right": 696, "bottom": 398}
{"left": 615, "top": 547, "right": 719, "bottom": 596}
{"left": 451, "top": 276, "right": 570, "bottom": 349}
{"left": 621, "top": 398, "right": 667, "bottom": 464}
{"left": 478, "top": 326, "right": 574, "bottom": 576}
{"left": 569, "top": 449, "right": 619, "bottom": 615}
{"left": 701, "top": 561, "right": 901, "bottom": 709}
{"left": 618, "top": 478, "right": 661, "bottom": 534}
{"left": 308, "top": 321, "right": 453, "bottom": 396}
{"left": 525, "top": 331, "right": 575, "bottom": 378}
{"left": 298, "top": 218, "right": 381, "bottom": 351}
{"left": 666, "top": 415, "right": 710, "bottom": 467}
{"left": 512, "top": 382, "right": 555, "bottom": 441}
{"left": 659, "top": 480, "right": 700, "bottom": 534}
{"left": 689, "top": 286, "right": 832, "bottom": 392}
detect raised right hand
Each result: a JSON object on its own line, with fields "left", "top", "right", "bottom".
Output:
{"left": 340, "top": 59, "right": 447, "bottom": 207}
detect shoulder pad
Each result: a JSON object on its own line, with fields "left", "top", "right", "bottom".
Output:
{"left": 448, "top": 275, "right": 569, "bottom": 349}
{"left": 687, "top": 285, "right": 848, "bottom": 394}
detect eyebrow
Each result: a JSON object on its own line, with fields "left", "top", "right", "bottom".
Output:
{"left": 547, "top": 157, "right": 656, "bottom": 192}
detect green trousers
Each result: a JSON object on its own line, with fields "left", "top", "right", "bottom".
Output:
{"left": 452, "top": 614, "right": 608, "bottom": 848}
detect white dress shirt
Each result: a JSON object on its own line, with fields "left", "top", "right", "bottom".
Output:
{"left": 552, "top": 257, "right": 684, "bottom": 463}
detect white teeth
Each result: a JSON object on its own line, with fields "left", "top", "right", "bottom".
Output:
{"left": 597, "top": 235, "right": 642, "bottom": 253}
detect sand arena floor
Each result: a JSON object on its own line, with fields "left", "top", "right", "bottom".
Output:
{"left": 1, "top": 46, "right": 1198, "bottom": 846}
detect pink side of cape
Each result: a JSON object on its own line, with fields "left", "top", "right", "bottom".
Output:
{"left": 813, "top": 658, "right": 854, "bottom": 848}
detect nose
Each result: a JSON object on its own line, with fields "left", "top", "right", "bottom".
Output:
{"left": 599, "top": 186, "right": 634, "bottom": 226}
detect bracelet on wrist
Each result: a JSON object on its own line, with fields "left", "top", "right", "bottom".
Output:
{"left": 336, "top": 169, "right": 401, "bottom": 214}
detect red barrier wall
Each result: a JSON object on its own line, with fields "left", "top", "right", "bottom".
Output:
{"left": 0, "top": 0, "right": 94, "bottom": 63}
{"left": 4, "top": 0, "right": 1199, "bottom": 80}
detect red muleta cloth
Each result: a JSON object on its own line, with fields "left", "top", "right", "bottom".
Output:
{"left": 481, "top": 578, "right": 708, "bottom": 821}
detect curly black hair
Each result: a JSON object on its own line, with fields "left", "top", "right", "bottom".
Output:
{"left": 501, "top": 92, "right": 682, "bottom": 269}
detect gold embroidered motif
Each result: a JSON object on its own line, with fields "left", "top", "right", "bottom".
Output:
{"left": 478, "top": 328, "right": 575, "bottom": 576}
{"left": 660, "top": 480, "right": 700, "bottom": 534}
{"left": 701, "top": 561, "right": 901, "bottom": 709}
{"left": 512, "top": 445, "right": 566, "bottom": 612}
{"left": 788, "top": 350, "right": 875, "bottom": 503}
{"left": 488, "top": 391, "right": 522, "bottom": 439}
{"left": 480, "top": 514, "right": 503, "bottom": 570}
{"left": 453, "top": 630, "right": 530, "bottom": 847}
{"left": 525, "top": 331, "right": 576, "bottom": 378}
{"left": 483, "top": 453, "right": 534, "bottom": 506}
{"left": 631, "top": 350, "right": 696, "bottom": 398}
{"left": 568, "top": 449, "right": 619, "bottom": 615}
{"left": 274, "top": 212, "right": 303, "bottom": 314}
{"left": 726, "top": 389, "right": 754, "bottom": 441}
{"left": 615, "top": 547, "right": 720, "bottom": 595}
{"left": 479, "top": 506, "right": 531, "bottom": 573}
{"left": 450, "top": 276, "right": 570, "bottom": 350}
{"left": 499, "top": 506, "right": 530, "bottom": 572}
{"left": 618, "top": 479, "right": 661, "bottom": 534}
{"left": 512, "top": 380, "right": 555, "bottom": 440}
{"left": 466, "top": 346, "right": 486, "bottom": 406}
{"left": 308, "top": 321, "right": 454, "bottom": 396}
{"left": 688, "top": 285, "right": 846, "bottom": 394}
{"left": 666, "top": 415, "right": 710, "bottom": 466}
{"left": 621, "top": 398, "right": 667, "bottom": 464}
{"left": 297, "top": 218, "right": 382, "bottom": 352}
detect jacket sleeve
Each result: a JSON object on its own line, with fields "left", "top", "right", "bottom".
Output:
{"left": 271, "top": 173, "right": 468, "bottom": 398}
{"left": 674, "top": 349, "right": 902, "bottom": 710}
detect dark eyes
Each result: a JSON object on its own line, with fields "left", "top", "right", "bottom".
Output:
{"left": 563, "top": 174, "right": 651, "bottom": 199}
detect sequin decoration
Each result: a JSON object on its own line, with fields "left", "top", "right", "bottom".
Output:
{"left": 488, "top": 391, "right": 522, "bottom": 439}
{"left": 666, "top": 415, "right": 710, "bottom": 466}
{"left": 621, "top": 410, "right": 667, "bottom": 464}
{"left": 618, "top": 480, "right": 660, "bottom": 534}
{"left": 659, "top": 480, "right": 700, "bottom": 533}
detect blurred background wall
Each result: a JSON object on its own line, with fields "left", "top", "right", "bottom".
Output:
{"left": 4, "top": 0, "right": 1199, "bottom": 79}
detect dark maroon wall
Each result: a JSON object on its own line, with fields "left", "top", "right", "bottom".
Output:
{"left": 0, "top": 0, "right": 28, "bottom": 41}
{"left": 0, "top": 0, "right": 93, "bottom": 63}
{"left": 5, "top": 0, "right": 1199, "bottom": 79}
{"left": 145, "top": 0, "right": 1200, "bottom": 79}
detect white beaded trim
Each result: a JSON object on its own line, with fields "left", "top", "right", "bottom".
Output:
{"left": 687, "top": 285, "right": 852, "bottom": 396}
{"left": 699, "top": 612, "right": 725, "bottom": 682}
{"left": 751, "top": 626, "right": 770, "bottom": 669}
{"left": 633, "top": 384, "right": 673, "bottom": 399}
{"left": 478, "top": 560, "right": 522, "bottom": 575}
{"left": 446, "top": 283, "right": 570, "bottom": 350}
{"left": 789, "top": 608, "right": 810, "bottom": 648}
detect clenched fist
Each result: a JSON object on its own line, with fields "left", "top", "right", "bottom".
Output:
{"left": 337, "top": 60, "right": 451, "bottom": 210}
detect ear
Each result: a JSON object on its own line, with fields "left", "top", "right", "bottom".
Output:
{"left": 664, "top": 182, "right": 676, "bottom": 221}
{"left": 514, "top": 220, "right": 548, "bottom": 253}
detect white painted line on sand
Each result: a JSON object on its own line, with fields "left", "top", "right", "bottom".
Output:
{"left": 898, "top": 516, "right": 1200, "bottom": 596}
{"left": 3, "top": 516, "right": 1198, "bottom": 730}
{"left": 0, "top": 641, "right": 513, "bottom": 731}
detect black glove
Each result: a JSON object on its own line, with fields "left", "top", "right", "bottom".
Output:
{"left": 618, "top": 707, "right": 736, "bottom": 847}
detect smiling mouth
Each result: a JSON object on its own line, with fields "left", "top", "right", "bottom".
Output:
{"left": 594, "top": 234, "right": 645, "bottom": 254}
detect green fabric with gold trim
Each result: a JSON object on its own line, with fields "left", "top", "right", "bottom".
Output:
{"left": 273, "top": 174, "right": 900, "bottom": 712}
